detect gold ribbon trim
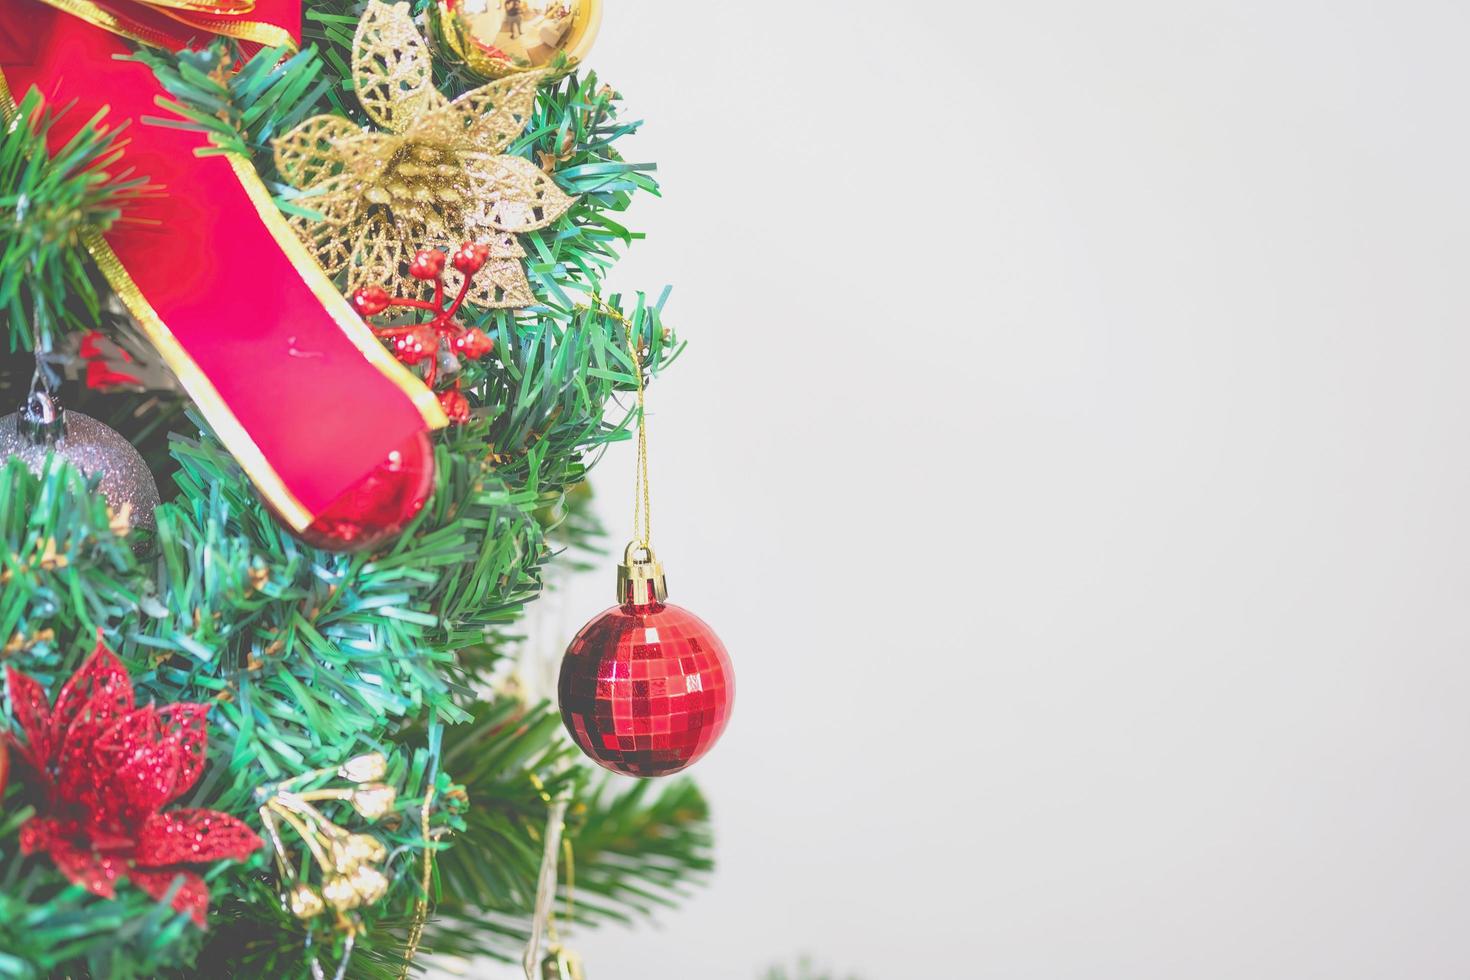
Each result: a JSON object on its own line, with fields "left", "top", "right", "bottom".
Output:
{"left": 34, "top": 0, "right": 296, "bottom": 53}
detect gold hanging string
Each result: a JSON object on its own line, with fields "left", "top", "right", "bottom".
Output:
{"left": 627, "top": 326, "right": 652, "bottom": 549}
{"left": 577, "top": 296, "right": 654, "bottom": 549}
{"left": 399, "top": 783, "right": 437, "bottom": 978}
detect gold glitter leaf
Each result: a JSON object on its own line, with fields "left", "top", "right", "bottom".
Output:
{"left": 288, "top": 175, "right": 362, "bottom": 277}
{"left": 465, "top": 155, "right": 574, "bottom": 232}
{"left": 352, "top": 211, "right": 411, "bottom": 293}
{"left": 407, "top": 73, "right": 539, "bottom": 156}
{"left": 458, "top": 72, "right": 546, "bottom": 155}
{"left": 482, "top": 230, "right": 527, "bottom": 259}
{"left": 273, "top": 115, "right": 364, "bottom": 188}
{"left": 471, "top": 259, "right": 537, "bottom": 308}
{"left": 352, "top": 0, "right": 437, "bottom": 134}
{"left": 427, "top": 231, "right": 527, "bottom": 308}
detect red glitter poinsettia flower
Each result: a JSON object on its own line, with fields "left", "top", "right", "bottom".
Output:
{"left": 4, "top": 639, "right": 261, "bottom": 927}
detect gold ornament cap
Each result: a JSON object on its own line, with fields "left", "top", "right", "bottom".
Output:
{"left": 617, "top": 541, "right": 666, "bottom": 606}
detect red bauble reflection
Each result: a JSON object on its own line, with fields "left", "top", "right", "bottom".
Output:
{"left": 294, "top": 431, "right": 435, "bottom": 552}
{"left": 559, "top": 599, "right": 734, "bottom": 777}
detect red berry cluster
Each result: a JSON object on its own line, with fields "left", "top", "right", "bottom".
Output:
{"left": 351, "top": 244, "right": 498, "bottom": 424}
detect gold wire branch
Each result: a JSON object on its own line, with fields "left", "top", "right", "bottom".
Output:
{"left": 257, "top": 753, "right": 398, "bottom": 931}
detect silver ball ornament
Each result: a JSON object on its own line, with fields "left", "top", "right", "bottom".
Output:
{"left": 0, "top": 397, "right": 160, "bottom": 534}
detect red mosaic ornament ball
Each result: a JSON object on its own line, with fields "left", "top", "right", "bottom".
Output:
{"left": 293, "top": 430, "right": 435, "bottom": 553}
{"left": 559, "top": 545, "right": 733, "bottom": 777}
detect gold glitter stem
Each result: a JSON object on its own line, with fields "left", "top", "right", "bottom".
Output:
{"left": 399, "top": 784, "right": 437, "bottom": 977}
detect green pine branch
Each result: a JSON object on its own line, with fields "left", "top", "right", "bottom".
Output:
{"left": 425, "top": 701, "right": 714, "bottom": 963}
{"left": 0, "top": 88, "right": 151, "bottom": 350}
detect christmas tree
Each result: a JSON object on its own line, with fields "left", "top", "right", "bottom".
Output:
{"left": 0, "top": 0, "right": 719, "bottom": 976}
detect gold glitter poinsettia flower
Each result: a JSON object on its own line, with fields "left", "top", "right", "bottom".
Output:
{"left": 273, "top": 0, "right": 574, "bottom": 308}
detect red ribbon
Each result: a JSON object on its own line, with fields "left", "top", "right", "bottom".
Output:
{"left": 0, "top": 0, "right": 445, "bottom": 529}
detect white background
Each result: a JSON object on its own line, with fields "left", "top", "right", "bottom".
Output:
{"left": 483, "top": 2, "right": 1470, "bottom": 977}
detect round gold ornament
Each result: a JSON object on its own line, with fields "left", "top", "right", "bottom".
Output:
{"left": 432, "top": 0, "right": 601, "bottom": 80}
